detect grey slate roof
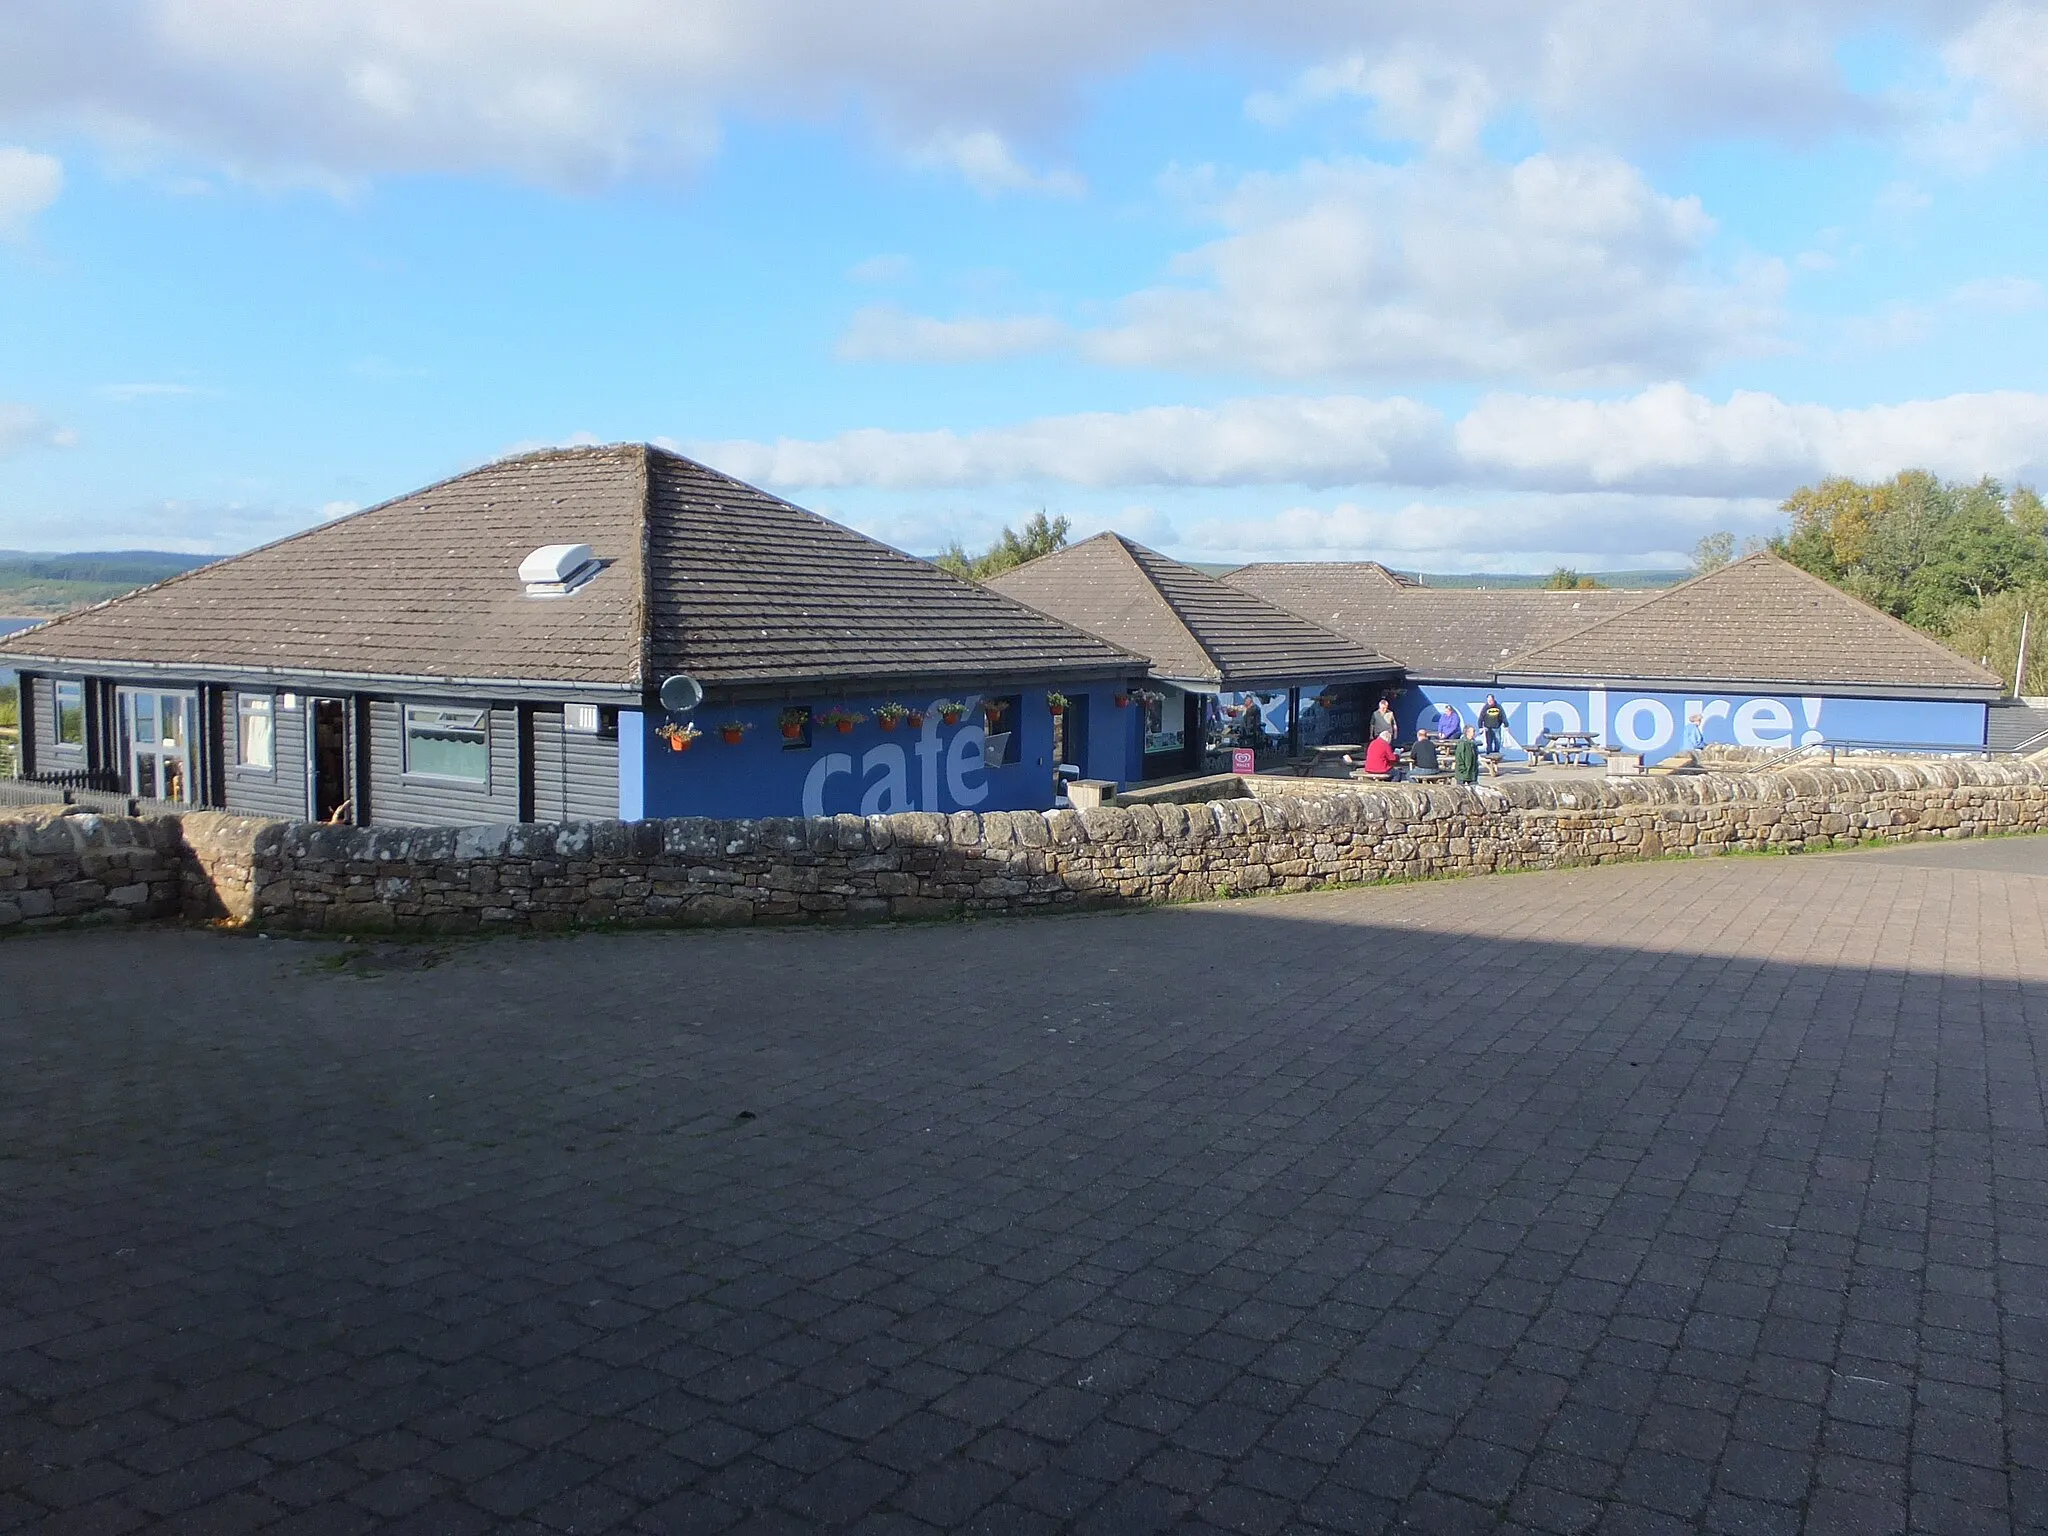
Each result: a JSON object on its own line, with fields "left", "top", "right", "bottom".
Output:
{"left": 987, "top": 534, "right": 1400, "bottom": 689}
{"left": 1500, "top": 553, "right": 2003, "bottom": 696}
{"left": 1226, "top": 564, "right": 1645, "bottom": 680}
{"left": 0, "top": 445, "right": 1139, "bottom": 693}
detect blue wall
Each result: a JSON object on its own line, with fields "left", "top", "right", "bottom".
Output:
{"left": 627, "top": 685, "right": 1131, "bottom": 819}
{"left": 1400, "top": 684, "right": 1988, "bottom": 763}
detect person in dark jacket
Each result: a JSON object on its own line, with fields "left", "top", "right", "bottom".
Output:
{"left": 1410, "top": 730, "right": 1441, "bottom": 774}
{"left": 1477, "top": 695, "right": 1508, "bottom": 757}
{"left": 1454, "top": 727, "right": 1481, "bottom": 784}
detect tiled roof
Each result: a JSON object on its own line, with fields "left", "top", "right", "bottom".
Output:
{"left": 987, "top": 534, "right": 1400, "bottom": 688}
{"left": 1226, "top": 564, "right": 1645, "bottom": 679}
{"left": 1500, "top": 553, "right": 2003, "bottom": 695}
{"left": 0, "top": 446, "right": 1139, "bottom": 692}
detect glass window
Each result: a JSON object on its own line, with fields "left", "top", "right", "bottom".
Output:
{"left": 1143, "top": 685, "right": 1186, "bottom": 755}
{"left": 53, "top": 679, "right": 85, "bottom": 749}
{"left": 404, "top": 704, "right": 489, "bottom": 783}
{"left": 237, "top": 694, "right": 274, "bottom": 770}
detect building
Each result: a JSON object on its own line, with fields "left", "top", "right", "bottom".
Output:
{"left": 1231, "top": 555, "right": 2001, "bottom": 760}
{"left": 0, "top": 446, "right": 1143, "bottom": 823}
{"left": 987, "top": 534, "right": 1402, "bottom": 779}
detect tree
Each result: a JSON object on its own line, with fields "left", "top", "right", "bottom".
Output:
{"left": 936, "top": 511, "right": 1071, "bottom": 581}
{"left": 1942, "top": 583, "right": 2048, "bottom": 697}
{"left": 1545, "top": 567, "right": 1601, "bottom": 591}
{"left": 1772, "top": 471, "right": 2048, "bottom": 629}
{"left": 1689, "top": 531, "right": 1735, "bottom": 576}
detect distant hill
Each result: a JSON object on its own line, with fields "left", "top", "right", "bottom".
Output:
{"left": 1413, "top": 570, "right": 1688, "bottom": 590}
{"left": 0, "top": 550, "right": 215, "bottom": 617}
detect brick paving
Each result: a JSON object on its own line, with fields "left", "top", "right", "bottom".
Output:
{"left": 3, "top": 837, "right": 2048, "bottom": 1534}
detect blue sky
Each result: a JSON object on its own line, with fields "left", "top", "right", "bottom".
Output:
{"left": 1, "top": 1, "right": 2046, "bottom": 571}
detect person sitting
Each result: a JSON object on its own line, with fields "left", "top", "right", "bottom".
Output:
{"left": 1435, "top": 702, "right": 1463, "bottom": 740}
{"left": 1360, "top": 734, "right": 1399, "bottom": 779}
{"left": 1411, "top": 730, "right": 1441, "bottom": 775}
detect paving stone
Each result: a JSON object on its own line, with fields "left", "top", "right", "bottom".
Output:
{"left": 4, "top": 838, "right": 2046, "bottom": 1533}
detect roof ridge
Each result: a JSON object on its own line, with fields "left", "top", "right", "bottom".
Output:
{"left": 1105, "top": 535, "right": 1229, "bottom": 680}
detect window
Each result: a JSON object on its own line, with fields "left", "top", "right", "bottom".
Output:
{"left": 236, "top": 693, "right": 274, "bottom": 770}
{"left": 403, "top": 704, "right": 489, "bottom": 783}
{"left": 1143, "top": 685, "right": 1186, "bottom": 755}
{"left": 52, "top": 679, "right": 85, "bottom": 751}
{"left": 564, "top": 702, "right": 600, "bottom": 735}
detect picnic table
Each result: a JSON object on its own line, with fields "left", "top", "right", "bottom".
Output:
{"left": 1284, "top": 743, "right": 1364, "bottom": 776}
{"left": 1538, "top": 731, "right": 1599, "bottom": 766}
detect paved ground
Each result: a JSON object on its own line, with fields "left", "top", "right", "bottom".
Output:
{"left": 4, "top": 838, "right": 2048, "bottom": 1536}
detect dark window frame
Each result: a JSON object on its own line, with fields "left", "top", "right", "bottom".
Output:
{"left": 401, "top": 701, "right": 492, "bottom": 788}
{"left": 50, "top": 678, "right": 86, "bottom": 754}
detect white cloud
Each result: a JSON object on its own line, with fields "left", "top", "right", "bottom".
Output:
{"left": 1456, "top": 383, "right": 2048, "bottom": 495}
{"left": 836, "top": 149, "right": 1784, "bottom": 386}
{"left": 696, "top": 394, "right": 1452, "bottom": 490}
{"left": 0, "top": 401, "right": 74, "bottom": 455}
{"left": 696, "top": 383, "right": 2048, "bottom": 500}
{"left": 908, "top": 129, "right": 1084, "bottom": 197}
{"left": 1083, "top": 151, "right": 1778, "bottom": 385}
{"left": 0, "top": 1, "right": 1982, "bottom": 191}
{"left": 1940, "top": 1, "right": 2048, "bottom": 163}
{"left": 0, "top": 145, "right": 61, "bottom": 238}
{"left": 836, "top": 306, "right": 1068, "bottom": 364}
{"left": 1246, "top": 49, "right": 1498, "bottom": 153}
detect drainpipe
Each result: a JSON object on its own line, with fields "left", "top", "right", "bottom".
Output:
{"left": 2016, "top": 610, "right": 2033, "bottom": 699}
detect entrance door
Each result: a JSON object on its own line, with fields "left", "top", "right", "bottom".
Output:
{"left": 1052, "top": 699, "right": 1089, "bottom": 791}
{"left": 119, "top": 688, "right": 196, "bottom": 805}
{"left": 309, "top": 698, "right": 352, "bottom": 822}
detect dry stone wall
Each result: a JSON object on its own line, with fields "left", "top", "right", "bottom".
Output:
{"left": 7, "top": 761, "right": 2046, "bottom": 935}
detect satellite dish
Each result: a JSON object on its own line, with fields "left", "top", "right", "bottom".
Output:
{"left": 658, "top": 675, "right": 704, "bottom": 713}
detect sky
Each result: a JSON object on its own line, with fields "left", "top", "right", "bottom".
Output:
{"left": 1, "top": 2, "right": 2047, "bottom": 572}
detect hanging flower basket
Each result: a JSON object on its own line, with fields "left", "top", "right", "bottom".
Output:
{"left": 655, "top": 721, "right": 701, "bottom": 753}
{"left": 933, "top": 700, "right": 966, "bottom": 725}
{"left": 718, "top": 721, "right": 750, "bottom": 745}
{"left": 981, "top": 699, "right": 1009, "bottom": 726}
{"left": 907, "top": 710, "right": 926, "bottom": 729}
{"left": 778, "top": 708, "right": 809, "bottom": 740}
{"left": 1113, "top": 693, "right": 1131, "bottom": 708}
{"left": 819, "top": 707, "right": 864, "bottom": 734}
{"left": 875, "top": 702, "right": 911, "bottom": 731}
{"left": 1045, "top": 692, "right": 1071, "bottom": 716}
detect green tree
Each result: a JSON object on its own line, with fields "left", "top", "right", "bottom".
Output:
{"left": 1545, "top": 567, "right": 1601, "bottom": 591}
{"left": 1689, "top": 531, "right": 1735, "bottom": 576}
{"left": 1772, "top": 471, "right": 2048, "bottom": 629}
{"left": 936, "top": 511, "right": 1071, "bottom": 581}
{"left": 1942, "top": 584, "right": 2048, "bottom": 697}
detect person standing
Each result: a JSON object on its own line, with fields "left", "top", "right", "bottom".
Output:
{"left": 1477, "top": 695, "right": 1508, "bottom": 757}
{"left": 1370, "top": 697, "right": 1397, "bottom": 744}
{"left": 1454, "top": 727, "right": 1481, "bottom": 785}
{"left": 1686, "top": 712, "right": 1707, "bottom": 753}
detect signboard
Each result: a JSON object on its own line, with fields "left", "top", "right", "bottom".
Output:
{"left": 1230, "top": 747, "right": 1255, "bottom": 775}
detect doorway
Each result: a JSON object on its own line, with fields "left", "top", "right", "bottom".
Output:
{"left": 309, "top": 697, "right": 352, "bottom": 822}
{"left": 118, "top": 688, "right": 196, "bottom": 805}
{"left": 1052, "top": 698, "right": 1089, "bottom": 793}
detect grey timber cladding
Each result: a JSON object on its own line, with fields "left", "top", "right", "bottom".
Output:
{"left": 223, "top": 691, "right": 309, "bottom": 821}
{"left": 988, "top": 534, "right": 1399, "bottom": 688}
{"left": 530, "top": 707, "right": 621, "bottom": 822}
{"left": 0, "top": 444, "right": 1139, "bottom": 693}
{"left": 367, "top": 700, "right": 521, "bottom": 827}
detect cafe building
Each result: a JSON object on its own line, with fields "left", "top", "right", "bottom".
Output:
{"left": 0, "top": 445, "right": 1143, "bottom": 823}
{"left": 986, "top": 534, "right": 1402, "bottom": 781}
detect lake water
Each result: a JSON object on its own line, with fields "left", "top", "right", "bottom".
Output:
{"left": 0, "top": 617, "right": 40, "bottom": 688}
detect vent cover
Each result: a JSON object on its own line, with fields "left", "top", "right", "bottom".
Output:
{"left": 519, "top": 543, "right": 599, "bottom": 597}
